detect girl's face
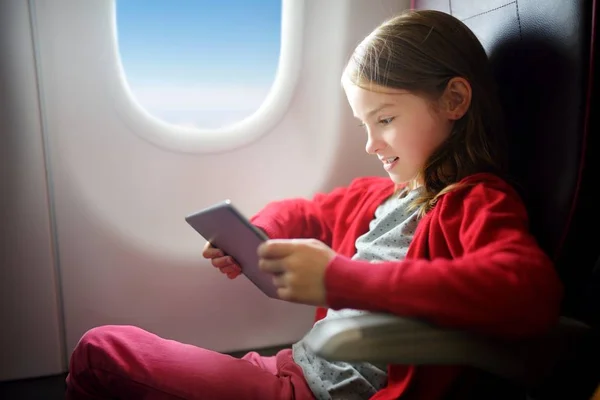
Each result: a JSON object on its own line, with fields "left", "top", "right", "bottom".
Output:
{"left": 342, "top": 79, "right": 454, "bottom": 185}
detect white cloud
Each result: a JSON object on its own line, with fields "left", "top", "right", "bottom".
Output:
{"left": 129, "top": 85, "right": 271, "bottom": 112}
{"left": 126, "top": 84, "right": 274, "bottom": 128}
{"left": 125, "top": 84, "right": 273, "bottom": 128}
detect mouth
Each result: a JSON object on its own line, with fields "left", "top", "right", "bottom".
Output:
{"left": 381, "top": 156, "right": 399, "bottom": 172}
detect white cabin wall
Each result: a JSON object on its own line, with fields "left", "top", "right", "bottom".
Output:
{"left": 0, "top": 1, "right": 65, "bottom": 381}
{"left": 0, "top": 0, "right": 411, "bottom": 381}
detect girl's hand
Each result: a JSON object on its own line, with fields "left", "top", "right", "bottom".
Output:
{"left": 257, "top": 239, "right": 336, "bottom": 306}
{"left": 202, "top": 242, "right": 242, "bottom": 279}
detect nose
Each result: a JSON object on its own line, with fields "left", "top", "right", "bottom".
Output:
{"left": 365, "top": 130, "right": 385, "bottom": 155}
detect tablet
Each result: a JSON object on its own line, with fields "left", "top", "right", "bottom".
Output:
{"left": 185, "top": 200, "right": 279, "bottom": 299}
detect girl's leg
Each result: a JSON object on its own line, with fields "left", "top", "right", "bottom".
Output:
{"left": 65, "top": 325, "right": 315, "bottom": 400}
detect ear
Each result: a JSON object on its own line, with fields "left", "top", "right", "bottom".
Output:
{"left": 441, "top": 77, "right": 472, "bottom": 120}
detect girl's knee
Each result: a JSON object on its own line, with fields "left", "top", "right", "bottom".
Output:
{"left": 67, "top": 325, "right": 144, "bottom": 398}
{"left": 70, "top": 325, "right": 140, "bottom": 372}
{"left": 75, "top": 325, "right": 129, "bottom": 350}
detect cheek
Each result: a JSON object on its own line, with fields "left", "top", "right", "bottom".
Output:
{"left": 392, "top": 116, "right": 448, "bottom": 160}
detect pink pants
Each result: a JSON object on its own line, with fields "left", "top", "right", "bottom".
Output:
{"left": 65, "top": 325, "right": 316, "bottom": 400}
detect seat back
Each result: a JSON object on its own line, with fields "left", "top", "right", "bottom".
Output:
{"left": 413, "top": 0, "right": 599, "bottom": 398}
{"left": 413, "top": 0, "right": 598, "bottom": 323}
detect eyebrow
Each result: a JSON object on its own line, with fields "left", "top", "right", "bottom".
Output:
{"left": 365, "top": 103, "right": 396, "bottom": 119}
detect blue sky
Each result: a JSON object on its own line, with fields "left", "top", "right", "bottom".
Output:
{"left": 116, "top": 0, "right": 281, "bottom": 128}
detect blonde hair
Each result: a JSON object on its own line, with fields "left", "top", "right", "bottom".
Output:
{"left": 345, "top": 10, "right": 507, "bottom": 217}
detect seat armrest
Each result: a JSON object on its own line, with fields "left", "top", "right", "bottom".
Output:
{"left": 302, "top": 313, "right": 589, "bottom": 385}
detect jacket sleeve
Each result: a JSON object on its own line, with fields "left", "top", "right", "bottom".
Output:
{"left": 323, "top": 182, "right": 564, "bottom": 339}
{"left": 249, "top": 183, "right": 351, "bottom": 246}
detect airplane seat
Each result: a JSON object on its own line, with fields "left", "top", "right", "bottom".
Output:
{"left": 304, "top": 0, "right": 600, "bottom": 398}
{"left": 415, "top": 0, "right": 599, "bottom": 327}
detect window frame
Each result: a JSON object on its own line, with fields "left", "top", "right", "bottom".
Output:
{"left": 109, "top": 0, "right": 304, "bottom": 154}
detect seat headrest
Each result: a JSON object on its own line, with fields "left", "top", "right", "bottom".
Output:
{"left": 414, "top": 0, "right": 596, "bottom": 258}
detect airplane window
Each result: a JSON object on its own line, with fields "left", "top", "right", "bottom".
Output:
{"left": 115, "top": 0, "right": 281, "bottom": 130}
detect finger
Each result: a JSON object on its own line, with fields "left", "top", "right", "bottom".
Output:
{"left": 258, "top": 258, "right": 286, "bottom": 274}
{"left": 276, "top": 287, "right": 294, "bottom": 302}
{"left": 202, "top": 241, "right": 215, "bottom": 253}
{"left": 211, "top": 256, "right": 236, "bottom": 268}
{"left": 202, "top": 244, "right": 224, "bottom": 258}
{"left": 221, "top": 265, "right": 241, "bottom": 275}
{"left": 257, "top": 239, "right": 299, "bottom": 259}
{"left": 226, "top": 271, "right": 242, "bottom": 279}
{"left": 272, "top": 273, "right": 287, "bottom": 288}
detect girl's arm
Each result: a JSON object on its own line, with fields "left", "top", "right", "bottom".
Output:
{"left": 323, "top": 182, "right": 564, "bottom": 339}
{"left": 249, "top": 186, "right": 348, "bottom": 246}
{"left": 250, "top": 177, "right": 391, "bottom": 246}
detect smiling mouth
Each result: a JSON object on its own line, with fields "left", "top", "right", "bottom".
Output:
{"left": 382, "top": 157, "right": 399, "bottom": 172}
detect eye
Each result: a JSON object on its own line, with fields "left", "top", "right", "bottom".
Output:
{"left": 378, "top": 117, "right": 395, "bottom": 125}
{"left": 358, "top": 122, "right": 367, "bottom": 130}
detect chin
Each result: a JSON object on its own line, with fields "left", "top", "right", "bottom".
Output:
{"left": 388, "top": 174, "right": 411, "bottom": 185}
{"left": 388, "top": 170, "right": 420, "bottom": 187}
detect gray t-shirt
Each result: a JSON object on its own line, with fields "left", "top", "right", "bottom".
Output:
{"left": 292, "top": 187, "right": 423, "bottom": 400}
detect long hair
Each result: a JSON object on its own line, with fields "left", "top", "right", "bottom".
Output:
{"left": 344, "top": 10, "right": 507, "bottom": 217}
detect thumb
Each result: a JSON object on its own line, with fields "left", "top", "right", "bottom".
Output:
{"left": 257, "top": 239, "right": 299, "bottom": 259}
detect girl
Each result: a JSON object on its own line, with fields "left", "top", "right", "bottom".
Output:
{"left": 66, "top": 9, "right": 563, "bottom": 400}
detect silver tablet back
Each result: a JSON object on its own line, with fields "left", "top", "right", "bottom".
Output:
{"left": 185, "top": 200, "right": 279, "bottom": 299}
